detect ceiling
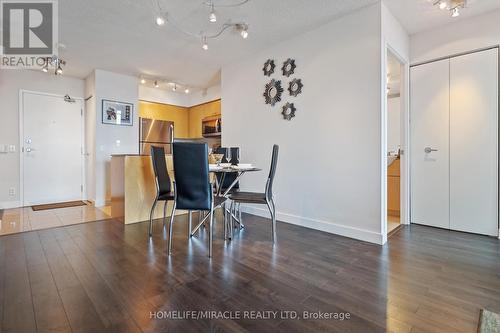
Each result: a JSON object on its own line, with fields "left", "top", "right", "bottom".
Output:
{"left": 58, "top": 0, "right": 378, "bottom": 88}
{"left": 384, "top": 0, "right": 500, "bottom": 35}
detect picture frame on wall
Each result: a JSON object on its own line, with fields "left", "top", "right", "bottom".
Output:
{"left": 102, "top": 99, "right": 134, "bottom": 126}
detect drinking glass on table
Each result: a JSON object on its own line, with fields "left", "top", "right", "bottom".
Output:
{"left": 225, "top": 148, "right": 232, "bottom": 166}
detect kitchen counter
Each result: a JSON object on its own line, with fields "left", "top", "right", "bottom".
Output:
{"left": 110, "top": 154, "right": 185, "bottom": 224}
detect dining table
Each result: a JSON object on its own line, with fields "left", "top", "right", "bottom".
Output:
{"left": 209, "top": 163, "right": 262, "bottom": 197}
{"left": 189, "top": 163, "right": 261, "bottom": 239}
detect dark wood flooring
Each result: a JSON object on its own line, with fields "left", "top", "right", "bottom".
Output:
{"left": 1, "top": 212, "right": 499, "bottom": 333}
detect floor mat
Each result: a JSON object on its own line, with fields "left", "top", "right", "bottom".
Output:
{"left": 31, "top": 201, "right": 88, "bottom": 211}
{"left": 478, "top": 309, "right": 500, "bottom": 333}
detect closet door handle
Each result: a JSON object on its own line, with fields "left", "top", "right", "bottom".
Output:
{"left": 424, "top": 147, "right": 438, "bottom": 154}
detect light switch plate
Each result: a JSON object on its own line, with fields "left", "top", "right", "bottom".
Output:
{"left": 9, "top": 145, "right": 15, "bottom": 153}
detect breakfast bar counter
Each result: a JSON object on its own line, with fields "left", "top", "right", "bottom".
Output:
{"left": 110, "top": 154, "right": 184, "bottom": 224}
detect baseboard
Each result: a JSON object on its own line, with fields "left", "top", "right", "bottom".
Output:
{"left": 0, "top": 201, "right": 22, "bottom": 209}
{"left": 241, "top": 205, "right": 384, "bottom": 245}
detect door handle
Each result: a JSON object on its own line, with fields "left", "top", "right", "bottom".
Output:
{"left": 424, "top": 147, "right": 438, "bottom": 154}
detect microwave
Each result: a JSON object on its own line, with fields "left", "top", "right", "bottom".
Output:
{"left": 202, "top": 116, "right": 222, "bottom": 138}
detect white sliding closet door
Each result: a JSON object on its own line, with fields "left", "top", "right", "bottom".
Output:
{"left": 449, "top": 49, "right": 498, "bottom": 236}
{"left": 410, "top": 59, "right": 450, "bottom": 229}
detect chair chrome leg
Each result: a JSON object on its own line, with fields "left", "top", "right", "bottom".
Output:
{"left": 271, "top": 200, "right": 277, "bottom": 243}
{"left": 149, "top": 198, "right": 158, "bottom": 237}
{"left": 208, "top": 204, "right": 214, "bottom": 258}
{"left": 237, "top": 202, "right": 243, "bottom": 229}
{"left": 229, "top": 201, "right": 235, "bottom": 240}
{"left": 167, "top": 203, "right": 176, "bottom": 255}
{"left": 223, "top": 202, "right": 227, "bottom": 240}
{"left": 162, "top": 201, "right": 168, "bottom": 229}
{"left": 188, "top": 211, "right": 192, "bottom": 238}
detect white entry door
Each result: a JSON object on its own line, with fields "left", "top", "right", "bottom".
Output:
{"left": 22, "top": 92, "right": 84, "bottom": 206}
{"left": 410, "top": 59, "right": 450, "bottom": 229}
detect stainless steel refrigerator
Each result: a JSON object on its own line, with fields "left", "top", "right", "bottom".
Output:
{"left": 139, "top": 118, "right": 174, "bottom": 155}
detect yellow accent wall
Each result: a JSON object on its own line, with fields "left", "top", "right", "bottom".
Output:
{"left": 138, "top": 99, "right": 221, "bottom": 139}
{"left": 188, "top": 99, "right": 221, "bottom": 138}
{"left": 138, "top": 101, "right": 189, "bottom": 138}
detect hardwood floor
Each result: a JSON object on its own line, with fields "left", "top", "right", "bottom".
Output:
{"left": 0, "top": 212, "right": 499, "bottom": 332}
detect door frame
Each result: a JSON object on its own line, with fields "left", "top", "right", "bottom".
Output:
{"left": 382, "top": 44, "right": 410, "bottom": 244}
{"left": 19, "top": 90, "right": 86, "bottom": 207}
{"left": 408, "top": 45, "right": 500, "bottom": 239}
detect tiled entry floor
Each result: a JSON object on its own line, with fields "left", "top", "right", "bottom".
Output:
{"left": 0, "top": 204, "right": 111, "bottom": 236}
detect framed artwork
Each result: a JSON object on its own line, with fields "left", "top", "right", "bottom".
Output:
{"left": 102, "top": 99, "right": 133, "bottom": 126}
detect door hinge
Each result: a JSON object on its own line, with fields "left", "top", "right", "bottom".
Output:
{"left": 81, "top": 185, "right": 83, "bottom": 192}
{"left": 81, "top": 109, "right": 83, "bottom": 116}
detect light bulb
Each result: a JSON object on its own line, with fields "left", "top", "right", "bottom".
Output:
{"left": 154, "top": 80, "right": 159, "bottom": 88}
{"left": 56, "top": 65, "right": 63, "bottom": 75}
{"left": 140, "top": 78, "right": 146, "bottom": 84}
{"left": 202, "top": 37, "right": 208, "bottom": 50}
{"left": 241, "top": 29, "right": 248, "bottom": 39}
{"left": 184, "top": 88, "right": 190, "bottom": 94}
{"left": 451, "top": 7, "right": 460, "bottom": 17}
{"left": 42, "top": 65, "right": 48, "bottom": 73}
{"left": 156, "top": 15, "right": 165, "bottom": 26}
{"left": 209, "top": 4, "right": 217, "bottom": 23}
{"left": 439, "top": 1, "right": 447, "bottom": 10}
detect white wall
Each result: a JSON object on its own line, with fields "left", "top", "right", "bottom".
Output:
{"left": 387, "top": 96, "right": 401, "bottom": 153}
{"left": 189, "top": 85, "right": 221, "bottom": 106}
{"left": 411, "top": 9, "right": 500, "bottom": 64}
{"left": 87, "top": 69, "right": 139, "bottom": 206}
{"left": 0, "top": 70, "right": 84, "bottom": 209}
{"left": 139, "top": 85, "right": 191, "bottom": 107}
{"left": 222, "top": 4, "right": 384, "bottom": 244}
{"left": 138, "top": 84, "right": 221, "bottom": 107}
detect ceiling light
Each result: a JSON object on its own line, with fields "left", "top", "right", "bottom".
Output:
{"left": 241, "top": 28, "right": 248, "bottom": 39}
{"left": 439, "top": 1, "right": 447, "bottom": 10}
{"left": 202, "top": 37, "right": 208, "bottom": 50}
{"left": 209, "top": 3, "right": 217, "bottom": 23}
{"left": 156, "top": 15, "right": 166, "bottom": 26}
{"left": 154, "top": 80, "right": 159, "bottom": 88}
{"left": 451, "top": 7, "right": 460, "bottom": 17}
{"left": 41, "top": 62, "right": 48, "bottom": 72}
{"left": 140, "top": 78, "right": 146, "bottom": 84}
{"left": 56, "top": 65, "right": 63, "bottom": 75}
{"left": 184, "top": 88, "right": 190, "bottom": 94}
{"left": 173, "top": 84, "right": 177, "bottom": 92}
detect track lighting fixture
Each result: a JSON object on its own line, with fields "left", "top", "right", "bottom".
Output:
{"left": 140, "top": 78, "right": 146, "bottom": 84}
{"left": 156, "top": 15, "right": 166, "bottom": 26}
{"left": 154, "top": 80, "right": 159, "bottom": 88}
{"left": 172, "top": 84, "right": 177, "bottom": 92}
{"left": 209, "top": 2, "right": 217, "bottom": 23}
{"left": 153, "top": 0, "right": 250, "bottom": 50}
{"left": 41, "top": 55, "right": 66, "bottom": 75}
{"left": 184, "top": 88, "right": 190, "bottom": 94}
{"left": 433, "top": 0, "right": 466, "bottom": 18}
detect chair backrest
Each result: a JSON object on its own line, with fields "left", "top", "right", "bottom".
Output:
{"left": 150, "top": 146, "right": 171, "bottom": 197}
{"left": 172, "top": 142, "right": 212, "bottom": 210}
{"left": 265, "top": 145, "right": 279, "bottom": 200}
{"left": 214, "top": 147, "right": 240, "bottom": 189}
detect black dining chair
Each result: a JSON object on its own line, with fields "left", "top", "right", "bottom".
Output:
{"left": 149, "top": 146, "right": 175, "bottom": 237}
{"left": 228, "top": 145, "right": 279, "bottom": 243}
{"left": 169, "top": 142, "right": 227, "bottom": 257}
